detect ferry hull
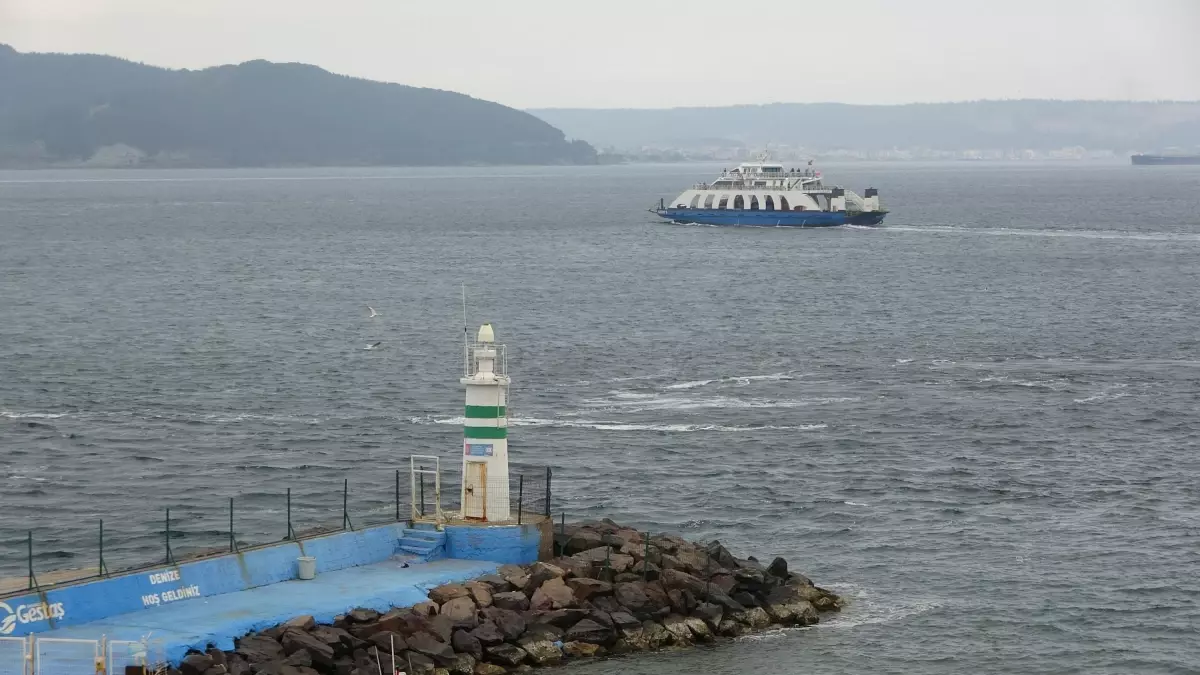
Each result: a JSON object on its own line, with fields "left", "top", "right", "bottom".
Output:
{"left": 655, "top": 208, "right": 886, "bottom": 227}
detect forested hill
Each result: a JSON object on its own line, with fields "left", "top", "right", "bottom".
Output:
{"left": 0, "top": 44, "right": 596, "bottom": 168}
{"left": 530, "top": 100, "right": 1200, "bottom": 153}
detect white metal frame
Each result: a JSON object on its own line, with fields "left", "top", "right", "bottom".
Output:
{"left": 0, "top": 636, "right": 29, "bottom": 675}
{"left": 409, "top": 455, "right": 443, "bottom": 524}
{"left": 33, "top": 637, "right": 100, "bottom": 675}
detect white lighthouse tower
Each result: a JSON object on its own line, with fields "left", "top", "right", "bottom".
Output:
{"left": 460, "top": 323, "right": 510, "bottom": 521}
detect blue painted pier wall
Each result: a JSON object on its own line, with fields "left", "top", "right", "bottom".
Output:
{"left": 1, "top": 520, "right": 545, "bottom": 654}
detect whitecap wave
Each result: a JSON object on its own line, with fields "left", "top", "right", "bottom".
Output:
{"left": 1, "top": 411, "right": 69, "bottom": 419}
{"left": 884, "top": 224, "right": 1200, "bottom": 242}
{"left": 663, "top": 372, "right": 796, "bottom": 390}
{"left": 1073, "top": 383, "right": 1130, "bottom": 404}
{"left": 581, "top": 394, "right": 859, "bottom": 412}
{"left": 408, "top": 415, "right": 826, "bottom": 433}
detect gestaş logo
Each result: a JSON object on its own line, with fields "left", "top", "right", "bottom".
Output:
{"left": 0, "top": 602, "right": 16, "bottom": 635}
{"left": 0, "top": 600, "right": 65, "bottom": 635}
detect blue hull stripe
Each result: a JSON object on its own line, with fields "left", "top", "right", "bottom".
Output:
{"left": 655, "top": 209, "right": 885, "bottom": 227}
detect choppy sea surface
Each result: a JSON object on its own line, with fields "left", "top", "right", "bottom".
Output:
{"left": 2, "top": 162, "right": 1199, "bottom": 673}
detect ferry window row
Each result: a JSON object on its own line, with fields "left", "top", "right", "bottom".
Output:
{"left": 679, "top": 194, "right": 807, "bottom": 211}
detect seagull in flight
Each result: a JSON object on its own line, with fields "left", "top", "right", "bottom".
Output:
{"left": 367, "top": 307, "right": 379, "bottom": 318}
{"left": 364, "top": 341, "right": 382, "bottom": 350}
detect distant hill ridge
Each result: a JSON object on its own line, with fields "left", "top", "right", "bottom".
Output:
{"left": 0, "top": 45, "right": 596, "bottom": 168}
{"left": 530, "top": 100, "right": 1200, "bottom": 153}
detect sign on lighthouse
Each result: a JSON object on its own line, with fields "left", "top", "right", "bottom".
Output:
{"left": 461, "top": 323, "right": 510, "bottom": 521}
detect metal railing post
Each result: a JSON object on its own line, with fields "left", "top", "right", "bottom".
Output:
{"left": 285, "top": 487, "right": 296, "bottom": 540}
{"left": 99, "top": 519, "right": 108, "bottom": 577}
{"left": 27, "top": 530, "right": 38, "bottom": 590}
{"left": 165, "top": 508, "right": 174, "bottom": 564}
{"left": 342, "top": 478, "right": 354, "bottom": 531}
{"left": 517, "top": 475, "right": 524, "bottom": 525}
{"left": 419, "top": 466, "right": 425, "bottom": 517}
{"left": 229, "top": 497, "right": 238, "bottom": 552}
{"left": 545, "top": 467, "right": 552, "bottom": 517}
{"left": 395, "top": 469, "right": 400, "bottom": 522}
{"left": 643, "top": 532, "right": 650, "bottom": 581}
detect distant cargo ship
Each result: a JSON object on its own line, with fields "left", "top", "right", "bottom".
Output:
{"left": 1131, "top": 153, "right": 1200, "bottom": 166}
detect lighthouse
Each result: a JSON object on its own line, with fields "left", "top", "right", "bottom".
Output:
{"left": 460, "top": 323, "right": 510, "bottom": 521}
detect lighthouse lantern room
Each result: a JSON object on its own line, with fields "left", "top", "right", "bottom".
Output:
{"left": 460, "top": 323, "right": 511, "bottom": 521}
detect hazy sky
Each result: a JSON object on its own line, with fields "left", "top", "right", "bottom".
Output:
{"left": 2, "top": 0, "right": 1199, "bottom": 109}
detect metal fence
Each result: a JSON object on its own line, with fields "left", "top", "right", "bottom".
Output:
{"left": 415, "top": 463, "right": 551, "bottom": 524}
{"left": 4, "top": 463, "right": 554, "bottom": 596}
{"left": 0, "top": 638, "right": 28, "bottom": 675}
{"left": 0, "top": 636, "right": 162, "bottom": 675}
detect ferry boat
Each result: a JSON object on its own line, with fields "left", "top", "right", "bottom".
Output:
{"left": 652, "top": 159, "right": 887, "bottom": 227}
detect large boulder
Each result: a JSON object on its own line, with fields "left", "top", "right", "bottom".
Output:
{"left": 497, "top": 564, "right": 530, "bottom": 589}
{"left": 630, "top": 560, "right": 661, "bottom": 581}
{"left": 564, "top": 530, "right": 603, "bottom": 554}
{"left": 660, "top": 615, "right": 693, "bottom": 644}
{"left": 587, "top": 595, "right": 624, "bottom": 614}
{"left": 766, "top": 557, "right": 789, "bottom": 579}
{"left": 732, "top": 607, "right": 772, "bottom": 629}
{"left": 683, "top": 617, "right": 713, "bottom": 643}
{"left": 428, "top": 615, "right": 456, "bottom": 643}
{"left": 641, "top": 620, "right": 672, "bottom": 648}
{"left": 492, "top": 591, "right": 530, "bottom": 612}
{"left": 533, "top": 608, "right": 589, "bottom": 630}
{"left": 613, "top": 582, "right": 651, "bottom": 614}
{"left": 179, "top": 653, "right": 213, "bottom": 675}
{"left": 667, "top": 588, "right": 698, "bottom": 616}
{"left": 464, "top": 581, "right": 493, "bottom": 608}
{"left": 705, "top": 588, "right": 746, "bottom": 613}
{"left": 550, "top": 557, "right": 592, "bottom": 579}
{"left": 523, "top": 562, "right": 566, "bottom": 595}
{"left": 283, "top": 616, "right": 316, "bottom": 632}
{"left": 731, "top": 567, "right": 768, "bottom": 592}
{"left": 366, "top": 631, "right": 408, "bottom": 654}
{"left": 763, "top": 586, "right": 818, "bottom": 625}
{"left": 451, "top": 653, "right": 476, "bottom": 675}
{"left": 413, "top": 601, "right": 439, "bottom": 617}
{"left": 572, "top": 547, "right": 634, "bottom": 573}
{"left": 309, "top": 625, "right": 359, "bottom": 655}
{"left": 468, "top": 622, "right": 505, "bottom": 647}
{"left": 480, "top": 607, "right": 526, "bottom": 642}
{"left": 564, "top": 618, "right": 614, "bottom": 646}
{"left": 452, "top": 629, "right": 483, "bottom": 661}
{"left": 661, "top": 569, "right": 707, "bottom": 596}
{"left": 429, "top": 583, "right": 471, "bottom": 605}
{"left": 530, "top": 577, "right": 576, "bottom": 611}
{"left": 475, "top": 574, "right": 511, "bottom": 593}
{"left": 609, "top": 611, "right": 640, "bottom": 631}
{"left": 484, "top": 643, "right": 526, "bottom": 667}
{"left": 709, "top": 573, "right": 737, "bottom": 595}
{"left": 717, "top": 619, "right": 749, "bottom": 637}
{"left": 407, "top": 632, "right": 457, "bottom": 666}
{"left": 439, "top": 597, "right": 479, "bottom": 629}
{"left": 347, "top": 608, "right": 380, "bottom": 624}
{"left": 692, "top": 603, "right": 723, "bottom": 632}
{"left": 234, "top": 635, "right": 284, "bottom": 664}
{"left": 280, "top": 628, "right": 335, "bottom": 669}
{"left": 407, "top": 652, "right": 436, "bottom": 675}
{"left": 517, "top": 638, "right": 563, "bottom": 666}
{"left": 473, "top": 664, "right": 507, "bottom": 675}
{"left": 567, "top": 578, "right": 612, "bottom": 602}
{"left": 705, "top": 541, "right": 739, "bottom": 570}
{"left": 521, "top": 623, "right": 564, "bottom": 642}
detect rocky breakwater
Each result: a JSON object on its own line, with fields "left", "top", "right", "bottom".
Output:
{"left": 172, "top": 519, "right": 841, "bottom": 675}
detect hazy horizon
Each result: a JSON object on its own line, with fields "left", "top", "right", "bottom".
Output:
{"left": 3, "top": 0, "right": 1199, "bottom": 109}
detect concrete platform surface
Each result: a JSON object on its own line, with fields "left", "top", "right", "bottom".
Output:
{"left": 39, "top": 556, "right": 499, "bottom": 665}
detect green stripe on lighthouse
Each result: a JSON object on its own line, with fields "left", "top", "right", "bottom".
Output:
{"left": 465, "top": 405, "right": 506, "bottom": 418}
{"left": 464, "top": 426, "right": 508, "bottom": 439}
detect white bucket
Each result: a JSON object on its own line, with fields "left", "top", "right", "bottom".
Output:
{"left": 297, "top": 556, "right": 316, "bottom": 580}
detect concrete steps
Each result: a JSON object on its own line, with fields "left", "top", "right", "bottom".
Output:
{"left": 398, "top": 526, "right": 445, "bottom": 561}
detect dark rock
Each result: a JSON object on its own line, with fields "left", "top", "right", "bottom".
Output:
{"left": 585, "top": 595, "right": 623, "bottom": 614}
{"left": 407, "top": 651, "right": 436, "bottom": 675}
{"left": 705, "top": 588, "right": 746, "bottom": 613}
{"left": 613, "top": 572, "right": 642, "bottom": 584}
{"left": 468, "top": 622, "right": 505, "bottom": 647}
{"left": 549, "top": 557, "right": 592, "bottom": 579}
{"left": 312, "top": 626, "right": 361, "bottom": 656}
{"left": 667, "top": 588, "right": 697, "bottom": 616}
{"left": 586, "top": 609, "right": 614, "bottom": 628}
{"left": 643, "top": 584, "right": 671, "bottom": 614}
{"left": 480, "top": 607, "right": 526, "bottom": 642}
{"left": 473, "top": 664, "right": 507, "bottom": 675}
{"left": 282, "top": 649, "right": 313, "bottom": 668}
{"left": 281, "top": 628, "right": 335, "bottom": 668}
{"left": 732, "top": 591, "right": 760, "bottom": 608}
{"left": 439, "top": 597, "right": 479, "bottom": 629}
{"left": 561, "top": 642, "right": 602, "bottom": 658}
{"left": 491, "top": 591, "right": 530, "bottom": 612}
{"left": 180, "top": 653, "right": 214, "bottom": 675}
{"left": 786, "top": 572, "right": 814, "bottom": 587}
{"left": 464, "top": 581, "right": 493, "bottom": 608}
{"left": 692, "top": 603, "right": 723, "bottom": 632}
{"left": 452, "top": 629, "right": 483, "bottom": 660}
{"left": 609, "top": 611, "right": 640, "bottom": 630}
{"left": 366, "top": 631, "right": 407, "bottom": 653}
{"left": 530, "top": 577, "right": 575, "bottom": 611}
{"left": 731, "top": 568, "right": 767, "bottom": 592}
{"left": 484, "top": 643, "right": 526, "bottom": 667}
{"left": 706, "top": 541, "right": 739, "bottom": 570}
{"left": 566, "top": 578, "right": 612, "bottom": 601}
{"left": 475, "top": 574, "right": 511, "bottom": 593}
{"left": 612, "top": 582, "right": 651, "bottom": 614}
{"left": 236, "top": 635, "right": 285, "bottom": 664}
{"left": 534, "top": 608, "right": 588, "bottom": 629}
{"left": 226, "top": 655, "right": 251, "bottom": 675}
{"left": 413, "top": 601, "right": 439, "bottom": 617}
{"left": 661, "top": 569, "right": 707, "bottom": 596}
{"left": 516, "top": 638, "right": 562, "bottom": 666}
{"left": 564, "top": 619, "right": 613, "bottom": 646}
{"left": 766, "top": 557, "right": 788, "bottom": 579}
{"left": 430, "top": 615, "right": 456, "bottom": 643}
{"left": 520, "top": 623, "right": 563, "bottom": 642}
{"left": 407, "top": 632, "right": 457, "bottom": 666}
{"left": 663, "top": 548, "right": 711, "bottom": 577}
{"left": 429, "top": 583, "right": 471, "bottom": 605}
{"left": 600, "top": 532, "right": 629, "bottom": 549}
{"left": 347, "top": 608, "right": 380, "bottom": 624}
{"left": 564, "top": 530, "right": 603, "bottom": 554}
{"left": 572, "top": 547, "right": 634, "bottom": 573}
{"left": 497, "top": 564, "right": 530, "bottom": 589}
{"left": 205, "top": 647, "right": 227, "bottom": 668}
{"left": 709, "top": 573, "right": 737, "bottom": 595}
